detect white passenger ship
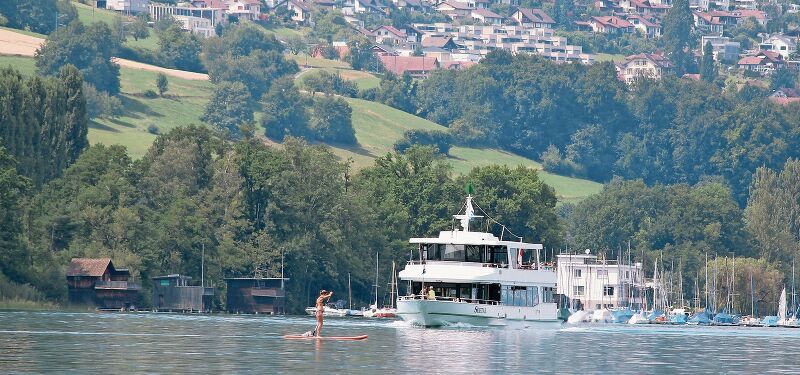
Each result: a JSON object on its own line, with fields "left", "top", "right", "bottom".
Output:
{"left": 396, "top": 195, "right": 561, "bottom": 328}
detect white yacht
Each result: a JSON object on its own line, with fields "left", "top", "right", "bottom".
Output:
{"left": 396, "top": 195, "right": 561, "bottom": 328}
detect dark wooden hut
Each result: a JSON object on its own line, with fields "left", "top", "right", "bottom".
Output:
{"left": 151, "top": 274, "right": 214, "bottom": 312}
{"left": 65, "top": 258, "right": 141, "bottom": 310}
{"left": 224, "top": 278, "right": 288, "bottom": 314}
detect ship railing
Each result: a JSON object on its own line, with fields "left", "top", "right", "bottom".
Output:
{"left": 399, "top": 295, "right": 501, "bottom": 305}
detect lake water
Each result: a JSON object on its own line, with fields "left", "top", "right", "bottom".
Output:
{"left": 1, "top": 311, "right": 800, "bottom": 374}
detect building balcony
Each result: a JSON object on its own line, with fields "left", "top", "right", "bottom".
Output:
{"left": 251, "top": 289, "right": 286, "bottom": 298}
{"left": 95, "top": 281, "right": 142, "bottom": 290}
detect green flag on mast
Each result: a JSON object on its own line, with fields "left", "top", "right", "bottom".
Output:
{"left": 465, "top": 183, "right": 474, "bottom": 195}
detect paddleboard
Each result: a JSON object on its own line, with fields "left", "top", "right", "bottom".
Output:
{"left": 283, "top": 334, "right": 368, "bottom": 341}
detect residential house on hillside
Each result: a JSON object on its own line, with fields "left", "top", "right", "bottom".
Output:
{"left": 149, "top": 2, "right": 224, "bottom": 37}
{"left": 373, "top": 25, "right": 410, "bottom": 46}
{"left": 617, "top": 53, "right": 674, "bottom": 84}
{"left": 738, "top": 51, "right": 785, "bottom": 73}
{"left": 471, "top": 8, "right": 504, "bottom": 25}
{"left": 511, "top": 8, "right": 554, "bottom": 28}
{"left": 701, "top": 35, "right": 740, "bottom": 62}
{"left": 105, "top": 0, "right": 149, "bottom": 14}
{"left": 759, "top": 35, "right": 797, "bottom": 60}
{"left": 589, "top": 16, "right": 635, "bottom": 35}
{"left": 436, "top": 1, "right": 474, "bottom": 20}
{"left": 227, "top": 0, "right": 262, "bottom": 21}
{"left": 286, "top": 0, "right": 312, "bottom": 22}
{"left": 379, "top": 55, "right": 440, "bottom": 78}
{"left": 619, "top": 0, "right": 670, "bottom": 16}
{"left": 66, "top": 258, "right": 141, "bottom": 310}
{"left": 624, "top": 14, "right": 661, "bottom": 38}
{"left": 422, "top": 36, "right": 460, "bottom": 50}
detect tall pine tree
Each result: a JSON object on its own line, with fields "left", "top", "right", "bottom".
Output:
{"left": 700, "top": 41, "right": 716, "bottom": 82}
{"left": 662, "top": 0, "right": 695, "bottom": 76}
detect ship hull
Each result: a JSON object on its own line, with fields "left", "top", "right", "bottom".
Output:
{"left": 397, "top": 299, "right": 561, "bottom": 328}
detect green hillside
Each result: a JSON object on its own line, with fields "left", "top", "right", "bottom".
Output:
{"left": 0, "top": 54, "right": 601, "bottom": 201}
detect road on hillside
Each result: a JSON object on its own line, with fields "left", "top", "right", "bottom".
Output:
{"left": 0, "top": 28, "right": 209, "bottom": 81}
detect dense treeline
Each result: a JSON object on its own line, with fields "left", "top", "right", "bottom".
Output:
{"left": 0, "top": 66, "right": 88, "bottom": 186}
{"left": 1, "top": 104, "right": 559, "bottom": 310}
{"left": 0, "top": 0, "right": 75, "bottom": 35}
{"left": 373, "top": 51, "right": 800, "bottom": 203}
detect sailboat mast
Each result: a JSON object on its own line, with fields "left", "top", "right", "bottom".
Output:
{"left": 374, "top": 251, "right": 379, "bottom": 306}
{"left": 750, "top": 269, "right": 754, "bottom": 317}
{"left": 348, "top": 272, "right": 352, "bottom": 311}
{"left": 704, "top": 252, "right": 709, "bottom": 311}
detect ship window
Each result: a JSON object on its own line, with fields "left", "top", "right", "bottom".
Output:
{"left": 466, "top": 245, "right": 481, "bottom": 262}
{"left": 442, "top": 244, "right": 465, "bottom": 261}
{"left": 528, "top": 286, "right": 539, "bottom": 306}
{"left": 491, "top": 246, "right": 508, "bottom": 264}
{"left": 542, "top": 287, "right": 555, "bottom": 303}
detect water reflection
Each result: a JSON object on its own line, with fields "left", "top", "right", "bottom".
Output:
{"left": 2, "top": 312, "right": 800, "bottom": 374}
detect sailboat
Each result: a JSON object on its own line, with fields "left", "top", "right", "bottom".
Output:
{"left": 363, "top": 258, "right": 398, "bottom": 318}
{"left": 777, "top": 286, "right": 798, "bottom": 327}
{"left": 763, "top": 287, "right": 784, "bottom": 327}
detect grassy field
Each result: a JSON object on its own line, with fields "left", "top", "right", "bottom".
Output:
{"left": 73, "top": 1, "right": 125, "bottom": 26}
{"left": 0, "top": 55, "right": 38, "bottom": 75}
{"left": 0, "top": 55, "right": 601, "bottom": 201}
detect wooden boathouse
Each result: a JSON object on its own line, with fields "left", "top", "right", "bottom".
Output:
{"left": 66, "top": 258, "right": 141, "bottom": 310}
{"left": 224, "top": 278, "right": 288, "bottom": 314}
{"left": 151, "top": 274, "right": 214, "bottom": 312}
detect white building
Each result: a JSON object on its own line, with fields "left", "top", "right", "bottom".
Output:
{"left": 556, "top": 253, "right": 645, "bottom": 310}
{"left": 106, "top": 0, "right": 149, "bottom": 14}
{"left": 149, "top": 3, "right": 224, "bottom": 37}
{"left": 701, "top": 35, "right": 740, "bottom": 62}
{"left": 759, "top": 34, "right": 797, "bottom": 60}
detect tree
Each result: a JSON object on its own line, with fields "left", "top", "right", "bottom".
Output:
{"left": 131, "top": 14, "right": 150, "bottom": 41}
{"left": 309, "top": 95, "right": 356, "bottom": 144}
{"left": 662, "top": 0, "right": 694, "bottom": 76}
{"left": 0, "top": 144, "right": 30, "bottom": 282}
{"left": 158, "top": 23, "right": 203, "bottom": 72}
{"left": 208, "top": 50, "right": 299, "bottom": 100}
{"left": 700, "top": 41, "right": 716, "bottom": 82}
{"left": 285, "top": 34, "right": 307, "bottom": 55}
{"left": 261, "top": 78, "right": 309, "bottom": 140}
{"left": 201, "top": 81, "right": 254, "bottom": 138}
{"left": 770, "top": 67, "right": 798, "bottom": 91}
{"left": 35, "top": 20, "right": 121, "bottom": 94}
{"left": 0, "top": 0, "right": 65, "bottom": 35}
{"left": 156, "top": 73, "right": 169, "bottom": 96}
{"left": 345, "top": 36, "right": 382, "bottom": 72}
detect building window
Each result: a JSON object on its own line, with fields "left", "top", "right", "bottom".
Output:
{"left": 597, "top": 270, "right": 608, "bottom": 278}
{"left": 626, "top": 271, "right": 630, "bottom": 279}
{"left": 574, "top": 285, "right": 585, "bottom": 296}
{"left": 574, "top": 269, "right": 582, "bottom": 278}
{"left": 603, "top": 286, "right": 614, "bottom": 296}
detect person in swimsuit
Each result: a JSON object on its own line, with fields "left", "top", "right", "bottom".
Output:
{"left": 315, "top": 289, "right": 334, "bottom": 337}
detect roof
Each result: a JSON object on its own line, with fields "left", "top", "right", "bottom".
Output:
{"left": 422, "top": 36, "right": 456, "bottom": 48}
{"left": 516, "top": 8, "right": 554, "bottom": 24}
{"left": 769, "top": 97, "right": 800, "bottom": 105}
{"left": 288, "top": 0, "right": 312, "bottom": 11}
{"left": 66, "top": 258, "right": 117, "bottom": 277}
{"left": 592, "top": 16, "right": 633, "bottom": 29}
{"left": 758, "top": 50, "right": 783, "bottom": 60}
{"left": 472, "top": 8, "right": 503, "bottom": 19}
{"left": 379, "top": 55, "right": 439, "bottom": 74}
{"left": 437, "top": 1, "right": 473, "bottom": 10}
{"left": 623, "top": 53, "right": 673, "bottom": 68}
{"left": 737, "top": 56, "right": 765, "bottom": 65}
{"left": 373, "top": 25, "right": 407, "bottom": 37}
{"left": 625, "top": 14, "right": 660, "bottom": 28}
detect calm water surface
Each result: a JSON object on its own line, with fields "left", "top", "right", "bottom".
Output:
{"left": 1, "top": 311, "right": 800, "bottom": 374}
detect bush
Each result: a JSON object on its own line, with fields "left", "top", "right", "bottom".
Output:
{"left": 84, "top": 84, "right": 123, "bottom": 120}
{"left": 147, "top": 124, "right": 160, "bottom": 134}
{"left": 143, "top": 89, "right": 159, "bottom": 98}
{"left": 393, "top": 129, "right": 453, "bottom": 155}
{"left": 540, "top": 144, "right": 579, "bottom": 175}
